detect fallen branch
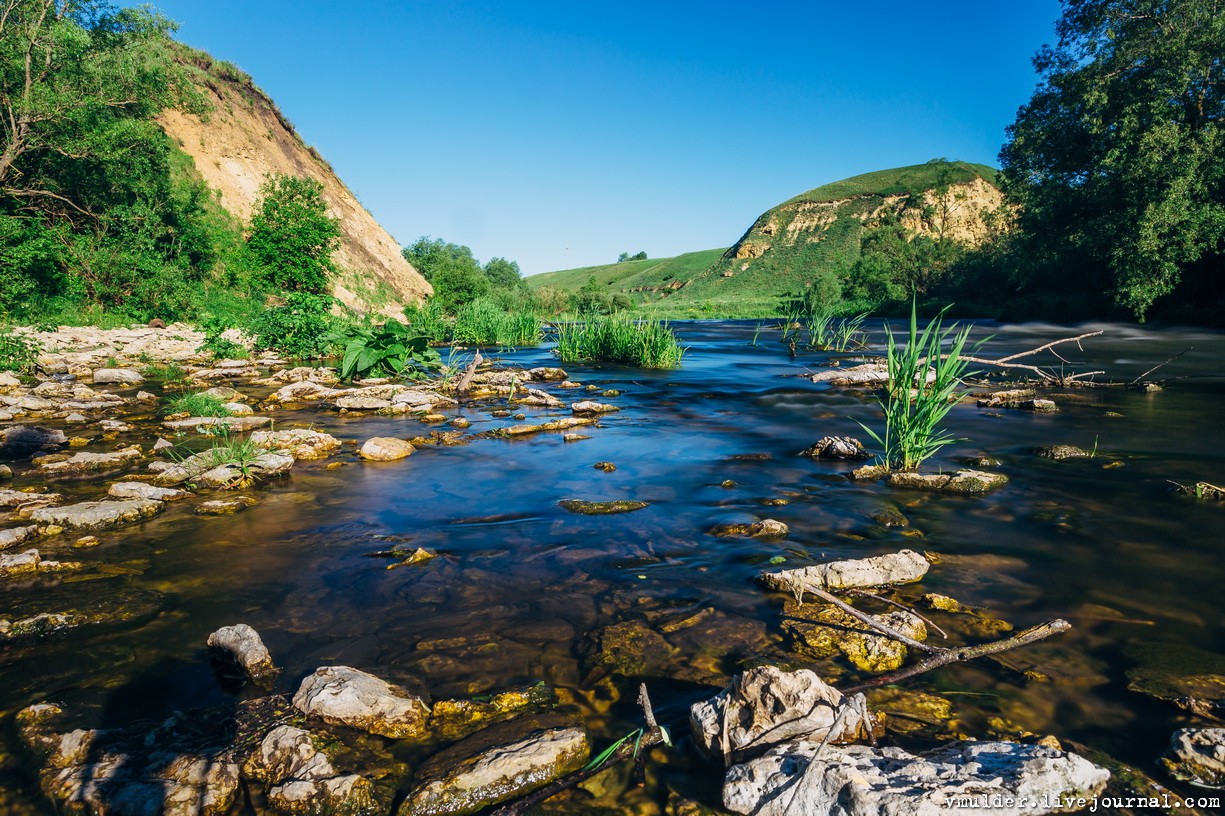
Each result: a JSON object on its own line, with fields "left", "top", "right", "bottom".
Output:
{"left": 846, "top": 589, "right": 948, "bottom": 639}
{"left": 1131, "top": 346, "right": 1192, "bottom": 384}
{"left": 454, "top": 350, "right": 482, "bottom": 396}
{"left": 924, "top": 331, "right": 1107, "bottom": 385}
{"left": 489, "top": 683, "right": 667, "bottom": 816}
{"left": 839, "top": 619, "right": 1072, "bottom": 695}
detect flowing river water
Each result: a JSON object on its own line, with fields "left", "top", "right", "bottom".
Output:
{"left": 2, "top": 318, "right": 1224, "bottom": 814}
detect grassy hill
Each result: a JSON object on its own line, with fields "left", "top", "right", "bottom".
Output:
{"left": 528, "top": 161, "right": 1003, "bottom": 318}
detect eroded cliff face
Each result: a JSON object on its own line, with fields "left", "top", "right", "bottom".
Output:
{"left": 157, "top": 68, "right": 430, "bottom": 316}
{"left": 727, "top": 177, "right": 1005, "bottom": 266}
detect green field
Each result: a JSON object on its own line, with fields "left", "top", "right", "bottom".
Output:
{"left": 526, "top": 247, "right": 728, "bottom": 293}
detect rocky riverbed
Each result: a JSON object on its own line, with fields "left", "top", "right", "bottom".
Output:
{"left": 2, "top": 320, "right": 1225, "bottom": 815}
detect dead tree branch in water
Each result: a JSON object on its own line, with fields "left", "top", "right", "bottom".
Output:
{"left": 454, "top": 349, "right": 482, "bottom": 396}
{"left": 1131, "top": 346, "right": 1192, "bottom": 384}
{"left": 926, "top": 331, "right": 1107, "bottom": 385}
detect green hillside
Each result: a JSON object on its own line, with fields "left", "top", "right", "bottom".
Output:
{"left": 527, "top": 248, "right": 727, "bottom": 295}
{"left": 528, "top": 161, "right": 1003, "bottom": 317}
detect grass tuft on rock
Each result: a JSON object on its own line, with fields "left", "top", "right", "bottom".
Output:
{"left": 167, "top": 392, "right": 232, "bottom": 418}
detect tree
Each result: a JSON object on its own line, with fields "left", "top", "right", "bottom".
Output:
{"left": 617, "top": 251, "right": 647, "bottom": 262}
{"left": 244, "top": 175, "right": 340, "bottom": 294}
{"left": 483, "top": 256, "right": 525, "bottom": 290}
{"left": 402, "top": 236, "right": 489, "bottom": 312}
{"left": 0, "top": 1, "right": 198, "bottom": 209}
{"left": 1000, "top": 0, "right": 1225, "bottom": 319}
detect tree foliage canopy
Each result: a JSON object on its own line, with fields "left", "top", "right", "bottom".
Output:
{"left": 1001, "top": 0, "right": 1225, "bottom": 319}
{"left": 243, "top": 174, "right": 339, "bottom": 294}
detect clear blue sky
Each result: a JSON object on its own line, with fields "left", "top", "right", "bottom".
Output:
{"left": 154, "top": 0, "right": 1063, "bottom": 277}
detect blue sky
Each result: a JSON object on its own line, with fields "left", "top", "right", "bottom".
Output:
{"left": 155, "top": 0, "right": 1064, "bottom": 276}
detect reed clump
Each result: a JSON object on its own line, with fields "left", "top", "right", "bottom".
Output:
{"left": 554, "top": 316, "right": 685, "bottom": 368}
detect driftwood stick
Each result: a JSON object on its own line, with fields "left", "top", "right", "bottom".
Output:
{"left": 991, "top": 331, "right": 1104, "bottom": 364}
{"left": 804, "top": 586, "right": 946, "bottom": 654}
{"left": 1131, "top": 346, "right": 1192, "bottom": 384}
{"left": 490, "top": 686, "right": 666, "bottom": 816}
{"left": 839, "top": 619, "right": 1072, "bottom": 695}
{"left": 454, "top": 350, "right": 482, "bottom": 396}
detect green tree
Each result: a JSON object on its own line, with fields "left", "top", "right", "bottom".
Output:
{"left": 483, "top": 256, "right": 525, "bottom": 290}
{"left": 403, "top": 236, "right": 488, "bottom": 313}
{"left": 1001, "top": 0, "right": 1225, "bottom": 320}
{"left": 244, "top": 175, "right": 339, "bottom": 294}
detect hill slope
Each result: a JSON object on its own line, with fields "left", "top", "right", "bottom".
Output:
{"left": 158, "top": 47, "right": 430, "bottom": 316}
{"left": 529, "top": 162, "right": 1003, "bottom": 315}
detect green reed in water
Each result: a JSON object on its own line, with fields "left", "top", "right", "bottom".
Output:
{"left": 166, "top": 392, "right": 233, "bottom": 417}
{"left": 554, "top": 315, "right": 685, "bottom": 368}
{"left": 451, "top": 299, "right": 541, "bottom": 346}
{"left": 859, "top": 303, "right": 976, "bottom": 471}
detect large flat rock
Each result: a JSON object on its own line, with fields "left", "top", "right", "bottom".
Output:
{"left": 27, "top": 499, "right": 164, "bottom": 531}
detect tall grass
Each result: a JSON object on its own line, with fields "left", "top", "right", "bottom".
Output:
{"left": 402, "top": 300, "right": 450, "bottom": 343}
{"left": 451, "top": 299, "right": 541, "bottom": 346}
{"left": 554, "top": 316, "right": 685, "bottom": 368}
{"left": 859, "top": 304, "right": 975, "bottom": 471}
{"left": 167, "top": 392, "right": 233, "bottom": 417}
{"left": 806, "top": 310, "right": 869, "bottom": 351}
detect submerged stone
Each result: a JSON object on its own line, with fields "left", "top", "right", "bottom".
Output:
{"left": 36, "top": 448, "right": 143, "bottom": 476}
{"left": 359, "top": 437, "right": 414, "bottom": 461}
{"left": 251, "top": 429, "right": 342, "bottom": 460}
{"left": 26, "top": 499, "right": 164, "bottom": 531}
{"left": 783, "top": 603, "right": 927, "bottom": 672}
{"left": 1159, "top": 728, "right": 1225, "bottom": 789}
{"left": 800, "top": 436, "right": 870, "bottom": 460}
{"left": 400, "top": 711, "right": 588, "bottom": 816}
{"left": 1035, "top": 445, "right": 1090, "bottom": 460}
{"left": 558, "top": 499, "right": 648, "bottom": 515}
{"left": 708, "top": 519, "right": 789, "bottom": 538}
{"left": 429, "top": 684, "right": 558, "bottom": 741}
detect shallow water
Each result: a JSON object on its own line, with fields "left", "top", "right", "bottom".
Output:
{"left": 2, "top": 318, "right": 1224, "bottom": 813}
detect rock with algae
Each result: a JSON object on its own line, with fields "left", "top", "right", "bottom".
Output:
{"left": 558, "top": 499, "right": 648, "bottom": 515}
{"left": 399, "top": 711, "right": 588, "bottom": 816}
{"left": 293, "top": 666, "right": 431, "bottom": 739}
{"left": 1159, "top": 728, "right": 1225, "bottom": 789}
{"left": 783, "top": 602, "right": 927, "bottom": 672}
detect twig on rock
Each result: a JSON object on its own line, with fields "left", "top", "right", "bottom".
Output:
{"left": 839, "top": 619, "right": 1072, "bottom": 695}
{"left": 804, "top": 586, "right": 945, "bottom": 654}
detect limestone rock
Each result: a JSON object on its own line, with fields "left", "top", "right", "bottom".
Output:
{"left": 887, "top": 468, "right": 1009, "bottom": 494}
{"left": 334, "top": 395, "right": 391, "bottom": 410}
{"left": 359, "top": 437, "right": 414, "bottom": 461}
{"left": 269, "top": 380, "right": 346, "bottom": 403}
{"left": 162, "top": 416, "right": 271, "bottom": 432}
{"left": 1159, "top": 728, "right": 1225, "bottom": 788}
{"left": 528, "top": 367, "right": 568, "bottom": 380}
{"left": 801, "top": 436, "right": 870, "bottom": 460}
{"left": 690, "top": 667, "right": 871, "bottom": 764}
{"left": 207, "top": 623, "right": 277, "bottom": 683}
{"left": 811, "top": 364, "right": 935, "bottom": 386}
{"left": 251, "top": 429, "right": 342, "bottom": 460}
{"left": 759, "top": 549, "right": 929, "bottom": 595}
{"left": 195, "top": 453, "right": 293, "bottom": 488}
{"left": 570, "top": 401, "right": 620, "bottom": 414}
{"left": 0, "top": 548, "right": 79, "bottom": 578}
{"left": 196, "top": 496, "right": 259, "bottom": 515}
{"left": 400, "top": 712, "right": 588, "bottom": 816}
{"left": 92, "top": 368, "right": 145, "bottom": 385}
{"left": 243, "top": 725, "right": 378, "bottom": 816}
{"left": 722, "top": 741, "right": 1110, "bottom": 816}
{"left": 0, "top": 370, "right": 21, "bottom": 389}
{"left": 0, "top": 525, "right": 39, "bottom": 550}
{"left": 0, "top": 488, "right": 63, "bottom": 511}
{"left": 107, "top": 482, "right": 191, "bottom": 501}
{"left": 293, "top": 666, "right": 431, "bottom": 739}
{"left": 708, "top": 519, "right": 789, "bottom": 538}
{"left": 36, "top": 448, "right": 143, "bottom": 476}
{"left": 26, "top": 499, "right": 164, "bottom": 531}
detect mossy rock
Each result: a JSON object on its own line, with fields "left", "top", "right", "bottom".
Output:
{"left": 1124, "top": 642, "right": 1225, "bottom": 708}
{"left": 558, "top": 499, "right": 648, "bottom": 515}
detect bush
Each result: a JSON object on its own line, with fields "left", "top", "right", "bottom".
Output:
{"left": 534, "top": 285, "right": 571, "bottom": 316}
{"left": 243, "top": 175, "right": 340, "bottom": 294}
{"left": 326, "top": 319, "right": 441, "bottom": 380}
{"left": 249, "top": 293, "right": 336, "bottom": 358}
{"left": 554, "top": 316, "right": 684, "bottom": 368}
{"left": 0, "top": 326, "right": 41, "bottom": 374}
